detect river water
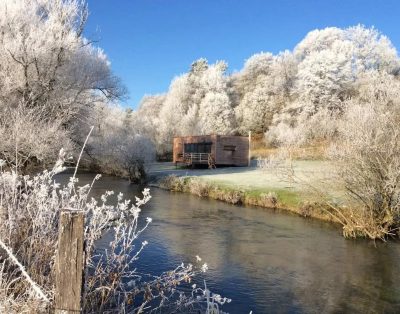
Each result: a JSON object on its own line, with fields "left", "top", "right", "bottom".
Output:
{"left": 58, "top": 172, "right": 400, "bottom": 313}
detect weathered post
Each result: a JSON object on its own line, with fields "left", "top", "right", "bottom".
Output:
{"left": 55, "top": 210, "right": 85, "bottom": 314}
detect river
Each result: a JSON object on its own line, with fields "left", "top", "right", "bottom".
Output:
{"left": 58, "top": 172, "right": 400, "bottom": 313}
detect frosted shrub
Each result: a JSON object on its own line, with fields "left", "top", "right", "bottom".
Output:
{"left": 159, "top": 175, "right": 187, "bottom": 192}
{"left": 189, "top": 178, "right": 213, "bottom": 197}
{"left": 265, "top": 118, "right": 307, "bottom": 149}
{"left": 329, "top": 103, "right": 400, "bottom": 239}
{"left": 266, "top": 105, "right": 340, "bottom": 149}
{"left": 257, "top": 151, "right": 297, "bottom": 188}
{"left": 0, "top": 261, "right": 46, "bottom": 313}
{"left": 0, "top": 152, "right": 228, "bottom": 312}
{"left": 87, "top": 104, "right": 156, "bottom": 183}
{"left": 257, "top": 154, "right": 285, "bottom": 175}
{"left": 259, "top": 192, "right": 278, "bottom": 208}
{"left": 0, "top": 104, "right": 74, "bottom": 171}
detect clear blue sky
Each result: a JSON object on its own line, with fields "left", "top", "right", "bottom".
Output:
{"left": 85, "top": 0, "right": 400, "bottom": 108}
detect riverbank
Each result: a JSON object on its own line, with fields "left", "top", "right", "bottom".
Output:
{"left": 148, "top": 160, "right": 346, "bottom": 224}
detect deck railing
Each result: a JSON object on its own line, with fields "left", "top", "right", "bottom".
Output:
{"left": 177, "top": 153, "right": 210, "bottom": 163}
{"left": 177, "top": 153, "right": 216, "bottom": 168}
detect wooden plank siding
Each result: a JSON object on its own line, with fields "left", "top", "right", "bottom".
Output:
{"left": 214, "top": 135, "right": 249, "bottom": 166}
{"left": 173, "top": 135, "right": 249, "bottom": 167}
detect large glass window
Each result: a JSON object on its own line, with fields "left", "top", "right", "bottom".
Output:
{"left": 184, "top": 143, "right": 212, "bottom": 153}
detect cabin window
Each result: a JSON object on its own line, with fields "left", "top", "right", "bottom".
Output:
{"left": 223, "top": 145, "right": 236, "bottom": 151}
{"left": 184, "top": 143, "right": 212, "bottom": 154}
{"left": 184, "top": 143, "right": 193, "bottom": 153}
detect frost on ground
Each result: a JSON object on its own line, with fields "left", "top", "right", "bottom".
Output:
{"left": 150, "top": 160, "right": 341, "bottom": 202}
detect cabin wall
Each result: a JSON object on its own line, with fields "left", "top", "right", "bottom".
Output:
{"left": 172, "top": 137, "right": 183, "bottom": 163}
{"left": 215, "top": 135, "right": 249, "bottom": 166}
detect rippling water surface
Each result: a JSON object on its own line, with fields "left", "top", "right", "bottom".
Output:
{"left": 57, "top": 172, "right": 400, "bottom": 313}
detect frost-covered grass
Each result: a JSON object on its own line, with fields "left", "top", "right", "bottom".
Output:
{"left": 244, "top": 188, "right": 300, "bottom": 208}
{"left": 155, "top": 160, "right": 340, "bottom": 201}
{"left": 200, "top": 160, "right": 329, "bottom": 189}
{"left": 157, "top": 159, "right": 345, "bottom": 223}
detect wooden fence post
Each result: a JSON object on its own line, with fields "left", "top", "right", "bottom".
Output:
{"left": 55, "top": 210, "right": 85, "bottom": 314}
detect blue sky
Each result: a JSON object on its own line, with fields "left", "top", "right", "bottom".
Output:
{"left": 85, "top": 0, "right": 400, "bottom": 108}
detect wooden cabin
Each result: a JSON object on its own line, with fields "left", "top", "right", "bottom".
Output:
{"left": 173, "top": 135, "right": 250, "bottom": 168}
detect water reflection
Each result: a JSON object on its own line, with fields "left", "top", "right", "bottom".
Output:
{"left": 56, "top": 172, "right": 400, "bottom": 313}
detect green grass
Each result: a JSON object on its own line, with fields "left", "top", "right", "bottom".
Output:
{"left": 195, "top": 178, "right": 302, "bottom": 208}
{"left": 244, "top": 188, "right": 301, "bottom": 208}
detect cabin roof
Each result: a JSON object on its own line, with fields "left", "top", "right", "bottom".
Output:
{"left": 173, "top": 134, "right": 248, "bottom": 139}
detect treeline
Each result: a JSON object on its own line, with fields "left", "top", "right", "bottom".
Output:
{"left": 135, "top": 25, "right": 400, "bottom": 154}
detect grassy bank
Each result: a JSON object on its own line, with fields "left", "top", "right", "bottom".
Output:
{"left": 156, "top": 175, "right": 341, "bottom": 223}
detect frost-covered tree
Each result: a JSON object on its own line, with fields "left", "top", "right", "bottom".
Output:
{"left": 0, "top": 0, "right": 123, "bottom": 121}
{"left": 294, "top": 27, "right": 344, "bottom": 60}
{"left": 235, "top": 85, "right": 276, "bottom": 134}
{"left": 293, "top": 25, "right": 399, "bottom": 112}
{"left": 354, "top": 70, "right": 400, "bottom": 108}
{"left": 156, "top": 59, "right": 235, "bottom": 152}
{"left": 329, "top": 101, "right": 400, "bottom": 239}
{"left": 266, "top": 25, "right": 400, "bottom": 146}
{"left": 295, "top": 40, "right": 354, "bottom": 112}
{"left": 198, "top": 61, "right": 235, "bottom": 134}
{"left": 234, "top": 51, "right": 297, "bottom": 134}
{"left": 271, "top": 50, "right": 298, "bottom": 100}
{"left": 157, "top": 74, "right": 192, "bottom": 152}
{"left": 0, "top": 0, "right": 124, "bottom": 169}
{"left": 134, "top": 94, "right": 166, "bottom": 153}
{"left": 233, "top": 53, "right": 275, "bottom": 134}
{"left": 346, "top": 25, "right": 399, "bottom": 74}
{"left": 199, "top": 92, "right": 234, "bottom": 134}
